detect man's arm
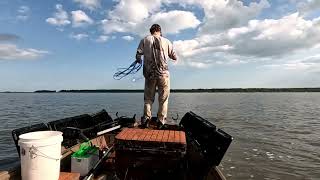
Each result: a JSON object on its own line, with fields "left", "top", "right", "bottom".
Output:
{"left": 136, "top": 39, "right": 144, "bottom": 64}
{"left": 168, "top": 40, "right": 177, "bottom": 61}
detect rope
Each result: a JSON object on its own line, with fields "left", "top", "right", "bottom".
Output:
{"left": 113, "top": 61, "right": 142, "bottom": 80}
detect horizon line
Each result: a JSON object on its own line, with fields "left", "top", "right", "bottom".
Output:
{"left": 1, "top": 87, "right": 320, "bottom": 93}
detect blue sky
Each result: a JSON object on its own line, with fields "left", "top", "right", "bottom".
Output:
{"left": 0, "top": 0, "right": 320, "bottom": 91}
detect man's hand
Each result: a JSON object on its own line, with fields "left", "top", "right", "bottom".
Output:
{"left": 136, "top": 50, "right": 143, "bottom": 64}
{"left": 136, "top": 59, "right": 142, "bottom": 64}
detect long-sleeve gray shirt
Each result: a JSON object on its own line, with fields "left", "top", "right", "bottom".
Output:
{"left": 136, "top": 35, "right": 177, "bottom": 79}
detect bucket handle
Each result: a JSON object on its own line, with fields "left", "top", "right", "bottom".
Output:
{"left": 29, "top": 146, "right": 60, "bottom": 161}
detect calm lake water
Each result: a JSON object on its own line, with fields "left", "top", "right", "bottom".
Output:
{"left": 0, "top": 93, "right": 319, "bottom": 179}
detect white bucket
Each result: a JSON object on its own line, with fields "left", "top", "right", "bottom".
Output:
{"left": 18, "top": 131, "right": 63, "bottom": 180}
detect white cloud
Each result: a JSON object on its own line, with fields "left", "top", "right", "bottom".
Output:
{"left": 229, "top": 13, "right": 320, "bottom": 57}
{"left": 100, "top": 0, "right": 201, "bottom": 36}
{"left": 148, "top": 10, "right": 200, "bottom": 34}
{"left": 0, "top": 44, "right": 48, "bottom": 60}
{"left": 108, "top": 0, "right": 162, "bottom": 23}
{"left": 17, "top": 15, "right": 29, "bottom": 21}
{"left": 298, "top": 0, "right": 320, "bottom": 15}
{"left": 173, "top": 13, "right": 320, "bottom": 68}
{"left": 165, "top": 0, "right": 270, "bottom": 33}
{"left": 224, "top": 59, "right": 248, "bottom": 65}
{"left": 187, "top": 62, "right": 212, "bottom": 68}
{"left": 0, "top": 34, "right": 20, "bottom": 41}
{"left": 262, "top": 53, "right": 320, "bottom": 72}
{"left": 18, "top": 6, "right": 30, "bottom": 13}
{"left": 263, "top": 62, "right": 317, "bottom": 71}
{"left": 101, "top": 10, "right": 200, "bottom": 36}
{"left": 46, "top": 4, "right": 71, "bottom": 26}
{"left": 70, "top": 33, "right": 89, "bottom": 40}
{"left": 122, "top": 35, "right": 134, "bottom": 41}
{"left": 200, "top": 0, "right": 270, "bottom": 33}
{"left": 17, "top": 5, "right": 30, "bottom": 20}
{"left": 71, "top": 10, "right": 94, "bottom": 27}
{"left": 74, "top": 0, "right": 101, "bottom": 10}
{"left": 301, "top": 55, "right": 320, "bottom": 64}
{"left": 99, "top": 0, "right": 268, "bottom": 36}
{"left": 101, "top": 19, "right": 132, "bottom": 34}
{"left": 96, "top": 35, "right": 109, "bottom": 42}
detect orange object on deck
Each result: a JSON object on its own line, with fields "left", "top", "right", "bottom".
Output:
{"left": 58, "top": 172, "right": 80, "bottom": 180}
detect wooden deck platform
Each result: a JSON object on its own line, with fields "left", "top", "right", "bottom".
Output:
{"left": 58, "top": 172, "right": 80, "bottom": 180}
{"left": 115, "top": 128, "right": 186, "bottom": 144}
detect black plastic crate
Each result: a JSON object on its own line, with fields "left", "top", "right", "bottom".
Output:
{"left": 180, "top": 111, "right": 232, "bottom": 166}
{"left": 114, "top": 114, "right": 136, "bottom": 127}
{"left": 47, "top": 114, "right": 94, "bottom": 147}
{"left": 180, "top": 112, "right": 216, "bottom": 137}
{"left": 47, "top": 110, "right": 117, "bottom": 147}
{"left": 91, "top": 109, "right": 113, "bottom": 124}
{"left": 12, "top": 123, "right": 50, "bottom": 156}
{"left": 47, "top": 114, "right": 94, "bottom": 131}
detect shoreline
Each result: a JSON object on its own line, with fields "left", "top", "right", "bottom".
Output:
{"left": 1, "top": 88, "right": 320, "bottom": 93}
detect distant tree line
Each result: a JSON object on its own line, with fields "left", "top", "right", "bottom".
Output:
{"left": 59, "top": 89, "right": 142, "bottom": 93}
{"left": 34, "top": 90, "right": 56, "bottom": 93}
{"left": 172, "top": 88, "right": 320, "bottom": 92}
{"left": 54, "top": 88, "right": 320, "bottom": 93}
{"left": 3, "top": 88, "right": 320, "bottom": 93}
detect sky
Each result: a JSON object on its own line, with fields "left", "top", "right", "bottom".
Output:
{"left": 0, "top": 0, "right": 320, "bottom": 91}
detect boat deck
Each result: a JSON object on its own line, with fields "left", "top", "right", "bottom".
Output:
{"left": 0, "top": 129, "right": 226, "bottom": 180}
{"left": 0, "top": 110, "right": 230, "bottom": 180}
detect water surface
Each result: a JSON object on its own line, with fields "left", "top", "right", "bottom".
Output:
{"left": 0, "top": 93, "right": 319, "bottom": 179}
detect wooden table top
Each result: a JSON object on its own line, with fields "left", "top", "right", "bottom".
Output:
{"left": 115, "top": 128, "right": 186, "bottom": 145}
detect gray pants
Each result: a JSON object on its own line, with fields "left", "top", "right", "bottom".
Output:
{"left": 143, "top": 77, "right": 170, "bottom": 124}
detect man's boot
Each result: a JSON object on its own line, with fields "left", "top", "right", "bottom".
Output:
{"left": 140, "top": 116, "right": 150, "bottom": 128}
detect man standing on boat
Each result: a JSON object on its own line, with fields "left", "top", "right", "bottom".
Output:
{"left": 135, "top": 24, "right": 177, "bottom": 128}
